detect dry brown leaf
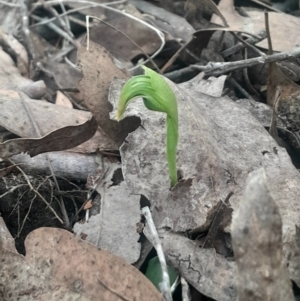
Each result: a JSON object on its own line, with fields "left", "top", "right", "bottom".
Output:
{"left": 267, "top": 62, "right": 300, "bottom": 106}
{"left": 25, "top": 227, "right": 163, "bottom": 301}
{"left": 0, "top": 220, "right": 162, "bottom": 300}
{"left": 0, "top": 29, "right": 28, "bottom": 76}
{"left": 55, "top": 90, "right": 73, "bottom": 108}
{"left": 67, "top": 2, "right": 162, "bottom": 63}
{"left": 83, "top": 199, "right": 93, "bottom": 210}
{"left": 90, "top": 17, "right": 161, "bottom": 63}
{"left": 212, "top": 0, "right": 300, "bottom": 51}
{"left": 0, "top": 48, "right": 45, "bottom": 99}
{"left": 0, "top": 117, "right": 98, "bottom": 159}
{"left": 77, "top": 39, "right": 140, "bottom": 146}
{"left": 109, "top": 72, "right": 300, "bottom": 299}
{"left": 42, "top": 62, "right": 83, "bottom": 91}
{"left": 0, "top": 90, "right": 117, "bottom": 152}
{"left": 129, "top": 0, "right": 195, "bottom": 41}
{"left": 232, "top": 168, "right": 294, "bottom": 301}
{"left": 0, "top": 216, "right": 17, "bottom": 254}
{"left": 186, "top": 0, "right": 228, "bottom": 26}
{"left": 0, "top": 3, "right": 20, "bottom": 35}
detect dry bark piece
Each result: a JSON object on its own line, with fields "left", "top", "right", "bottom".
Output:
{"left": 11, "top": 152, "right": 100, "bottom": 181}
{"left": 77, "top": 39, "right": 140, "bottom": 146}
{"left": 231, "top": 168, "right": 294, "bottom": 301}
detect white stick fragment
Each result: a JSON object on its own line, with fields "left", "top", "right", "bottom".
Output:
{"left": 181, "top": 277, "right": 191, "bottom": 301}
{"left": 142, "top": 206, "right": 172, "bottom": 301}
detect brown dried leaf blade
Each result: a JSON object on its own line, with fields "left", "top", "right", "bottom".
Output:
{"left": 231, "top": 168, "right": 294, "bottom": 301}
{"left": 25, "top": 227, "right": 163, "bottom": 301}
{"left": 0, "top": 222, "right": 163, "bottom": 300}
{"left": 77, "top": 39, "right": 140, "bottom": 146}
{"left": 267, "top": 62, "right": 300, "bottom": 106}
{"left": 0, "top": 117, "right": 98, "bottom": 158}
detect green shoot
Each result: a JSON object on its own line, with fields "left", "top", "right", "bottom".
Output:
{"left": 116, "top": 66, "right": 179, "bottom": 187}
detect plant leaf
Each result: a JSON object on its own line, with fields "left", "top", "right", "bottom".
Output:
{"left": 145, "top": 256, "right": 178, "bottom": 292}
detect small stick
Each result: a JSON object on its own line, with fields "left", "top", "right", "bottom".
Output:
{"left": 181, "top": 277, "right": 191, "bottom": 301}
{"left": 222, "top": 30, "right": 266, "bottom": 58}
{"left": 31, "top": 14, "right": 79, "bottom": 48}
{"left": 9, "top": 161, "right": 64, "bottom": 224}
{"left": 191, "top": 47, "right": 300, "bottom": 76}
{"left": 30, "top": 4, "right": 99, "bottom": 28}
{"left": 142, "top": 206, "right": 172, "bottom": 301}
{"left": 229, "top": 77, "right": 254, "bottom": 100}
{"left": 161, "top": 38, "right": 192, "bottom": 73}
{"left": 30, "top": 0, "right": 126, "bottom": 12}
{"left": 40, "top": 0, "right": 75, "bottom": 40}
{"left": 20, "top": 0, "right": 37, "bottom": 65}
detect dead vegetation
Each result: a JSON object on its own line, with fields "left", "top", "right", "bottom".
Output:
{"left": 1, "top": 0, "right": 300, "bottom": 300}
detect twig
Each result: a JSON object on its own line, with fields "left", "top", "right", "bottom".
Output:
{"left": 0, "top": 184, "right": 27, "bottom": 198}
{"left": 30, "top": 0, "right": 126, "bottom": 11}
{"left": 161, "top": 37, "right": 192, "bottom": 73}
{"left": 221, "top": 30, "right": 267, "bottom": 58}
{"left": 58, "top": 0, "right": 71, "bottom": 33}
{"left": 15, "top": 194, "right": 36, "bottom": 238}
{"left": 181, "top": 277, "right": 191, "bottom": 301}
{"left": 164, "top": 66, "right": 198, "bottom": 81}
{"left": 40, "top": 0, "right": 75, "bottom": 40}
{"left": 265, "top": 11, "right": 273, "bottom": 55}
{"left": 191, "top": 47, "right": 300, "bottom": 76}
{"left": 0, "top": 0, "right": 20, "bottom": 7}
{"left": 19, "top": 0, "right": 37, "bottom": 63}
{"left": 250, "top": 0, "right": 283, "bottom": 13}
{"left": 243, "top": 48, "right": 261, "bottom": 97}
{"left": 30, "top": 4, "right": 99, "bottom": 28}
{"left": 269, "top": 87, "right": 281, "bottom": 141}
{"left": 31, "top": 14, "right": 78, "bottom": 48}
{"left": 230, "top": 31, "right": 266, "bottom": 58}
{"left": 162, "top": 29, "right": 266, "bottom": 73}
{"left": 9, "top": 161, "right": 64, "bottom": 224}
{"left": 229, "top": 77, "right": 254, "bottom": 100}
{"left": 142, "top": 206, "right": 172, "bottom": 301}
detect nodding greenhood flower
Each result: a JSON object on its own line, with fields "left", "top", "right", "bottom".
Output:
{"left": 116, "top": 66, "right": 179, "bottom": 187}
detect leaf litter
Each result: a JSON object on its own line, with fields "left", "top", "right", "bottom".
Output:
{"left": 1, "top": 0, "right": 300, "bottom": 301}
{"left": 108, "top": 72, "right": 300, "bottom": 299}
{"left": 0, "top": 218, "right": 162, "bottom": 301}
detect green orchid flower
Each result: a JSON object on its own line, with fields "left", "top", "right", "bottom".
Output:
{"left": 116, "top": 66, "right": 179, "bottom": 187}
